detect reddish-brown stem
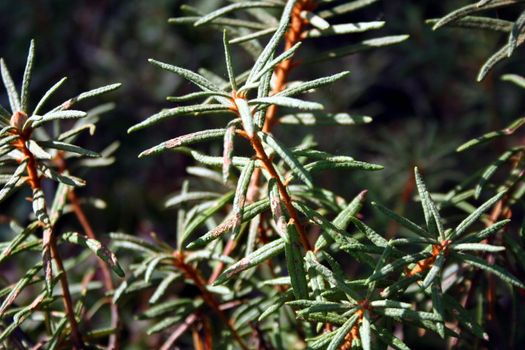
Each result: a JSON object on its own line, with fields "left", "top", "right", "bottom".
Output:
{"left": 341, "top": 303, "right": 371, "bottom": 349}
{"left": 11, "top": 120, "right": 84, "bottom": 349}
{"left": 203, "top": 316, "right": 212, "bottom": 350}
{"left": 192, "top": 325, "right": 205, "bottom": 350}
{"left": 160, "top": 313, "right": 198, "bottom": 350}
{"left": 405, "top": 240, "right": 451, "bottom": 278}
{"left": 234, "top": 116, "right": 312, "bottom": 251}
{"left": 49, "top": 239, "right": 84, "bottom": 349}
{"left": 213, "top": 0, "right": 316, "bottom": 282}
{"left": 172, "top": 252, "right": 248, "bottom": 350}
{"left": 68, "top": 190, "right": 120, "bottom": 349}
{"left": 208, "top": 238, "right": 237, "bottom": 284}
{"left": 262, "top": 0, "right": 315, "bottom": 133}
{"left": 246, "top": 1, "right": 314, "bottom": 201}
{"left": 54, "top": 151, "right": 121, "bottom": 349}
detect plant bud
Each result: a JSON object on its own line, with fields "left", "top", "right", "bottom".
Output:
{"left": 10, "top": 111, "right": 28, "bottom": 130}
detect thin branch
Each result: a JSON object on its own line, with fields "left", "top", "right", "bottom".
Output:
{"left": 11, "top": 127, "right": 84, "bottom": 349}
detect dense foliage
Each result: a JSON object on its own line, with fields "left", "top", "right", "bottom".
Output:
{"left": 1, "top": 1, "right": 525, "bottom": 349}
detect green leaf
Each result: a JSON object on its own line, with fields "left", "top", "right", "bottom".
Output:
{"left": 475, "top": 147, "right": 522, "bottom": 198}
{"left": 181, "top": 191, "right": 235, "bottom": 246}
{"left": 258, "top": 290, "right": 294, "bottom": 321}
{"left": 414, "top": 167, "right": 441, "bottom": 238}
{"left": 315, "top": 190, "right": 368, "bottom": 251}
{"left": 31, "top": 110, "right": 87, "bottom": 128}
{"left": 21, "top": 40, "right": 35, "bottom": 113}
{"left": 139, "top": 128, "right": 227, "bottom": 158}
{"left": 433, "top": 0, "right": 524, "bottom": 30}
{"left": 248, "top": 42, "right": 302, "bottom": 84}
{"left": 27, "top": 140, "right": 51, "bottom": 159}
{"left": 280, "top": 112, "right": 371, "bottom": 126}
{"left": 451, "top": 191, "right": 505, "bottom": 239}
{"left": 258, "top": 131, "right": 313, "bottom": 187}
{"left": 277, "top": 71, "right": 350, "bottom": 98}
{"left": 422, "top": 253, "right": 445, "bottom": 289}
{"left": 333, "top": 190, "right": 368, "bottom": 231}
{"left": 360, "top": 310, "right": 372, "bottom": 350}
{"left": 0, "top": 104, "right": 10, "bottom": 123}
{"left": 376, "top": 307, "right": 443, "bottom": 322}
{"left": 0, "top": 263, "right": 42, "bottom": 317}
{"left": 372, "top": 324, "right": 411, "bottom": 350}
{"left": 38, "top": 140, "right": 100, "bottom": 158}
{"left": 186, "top": 198, "right": 270, "bottom": 248}
{"left": 166, "top": 91, "right": 232, "bottom": 103}
{"left": 62, "top": 231, "right": 125, "bottom": 277}
{"left": 305, "top": 158, "right": 383, "bottom": 172}
{"left": 144, "top": 254, "right": 172, "bottom": 282}
{"left": 369, "top": 251, "right": 433, "bottom": 281}
{"left": 372, "top": 201, "right": 435, "bottom": 240}
{"left": 214, "top": 238, "right": 285, "bottom": 285}
{"left": 350, "top": 217, "right": 389, "bottom": 248}
{"left": 457, "top": 118, "right": 525, "bottom": 151}
{"left": 165, "top": 191, "right": 221, "bottom": 208}
{"left": 305, "top": 35, "right": 410, "bottom": 63}
{"left": 38, "top": 164, "right": 86, "bottom": 187}
{"left": 0, "top": 221, "right": 39, "bottom": 264}
{"left": 0, "top": 58, "right": 21, "bottom": 112}
{"left": 110, "top": 232, "right": 161, "bottom": 253}
{"left": 452, "top": 243, "right": 505, "bottom": 252}
{"left": 369, "top": 300, "right": 412, "bottom": 309}
{"left": 33, "top": 77, "right": 67, "bottom": 115}
{"left": 171, "top": 15, "right": 269, "bottom": 30}
{"left": 232, "top": 159, "right": 255, "bottom": 235}
{"left": 508, "top": 10, "right": 525, "bottom": 56}
{"left": 149, "top": 273, "right": 181, "bottom": 304}
{"left": 247, "top": 0, "right": 295, "bottom": 81}
{"left": 326, "top": 314, "right": 359, "bottom": 350}
{"left": 319, "top": 0, "right": 381, "bottom": 19}
{"left": 431, "top": 282, "right": 445, "bottom": 338}
{"left": 502, "top": 73, "right": 525, "bottom": 88}
{"left": 0, "top": 161, "right": 26, "bottom": 204}
{"left": 141, "top": 299, "right": 193, "bottom": 319}
{"left": 54, "top": 83, "right": 121, "bottom": 111}
{"left": 459, "top": 252, "right": 525, "bottom": 288}
{"left": 285, "top": 221, "right": 308, "bottom": 299}
{"left": 304, "top": 21, "right": 385, "bottom": 38}
{"left": 148, "top": 59, "right": 221, "bottom": 92}
{"left": 128, "top": 104, "right": 230, "bottom": 133}
{"left": 222, "top": 124, "right": 236, "bottom": 183}
{"left": 234, "top": 98, "right": 255, "bottom": 137}
{"left": 223, "top": 30, "right": 237, "bottom": 91}
{"left": 305, "top": 251, "right": 360, "bottom": 300}
{"left": 442, "top": 294, "right": 488, "bottom": 340}
{"left": 194, "top": 1, "right": 281, "bottom": 27}
{"left": 426, "top": 16, "right": 513, "bottom": 33}
{"left": 477, "top": 36, "right": 525, "bottom": 81}
{"left": 46, "top": 318, "right": 68, "bottom": 350}
{"left": 229, "top": 27, "right": 276, "bottom": 44}
{"left": 301, "top": 11, "right": 330, "bottom": 30}
{"left": 251, "top": 96, "right": 324, "bottom": 110}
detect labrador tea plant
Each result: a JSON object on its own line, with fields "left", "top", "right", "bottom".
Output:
{"left": 1, "top": 0, "right": 525, "bottom": 349}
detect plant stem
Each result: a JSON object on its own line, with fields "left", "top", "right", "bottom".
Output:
{"left": 54, "top": 152, "right": 121, "bottom": 349}
{"left": 12, "top": 128, "right": 84, "bottom": 349}
{"left": 68, "top": 190, "right": 121, "bottom": 349}
{"left": 49, "top": 238, "right": 84, "bottom": 349}
{"left": 173, "top": 252, "right": 248, "bottom": 350}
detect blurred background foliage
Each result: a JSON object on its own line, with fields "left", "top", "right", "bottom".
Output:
{"left": 1, "top": 0, "right": 525, "bottom": 347}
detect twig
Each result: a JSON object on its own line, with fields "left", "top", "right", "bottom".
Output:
{"left": 11, "top": 124, "right": 84, "bottom": 349}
